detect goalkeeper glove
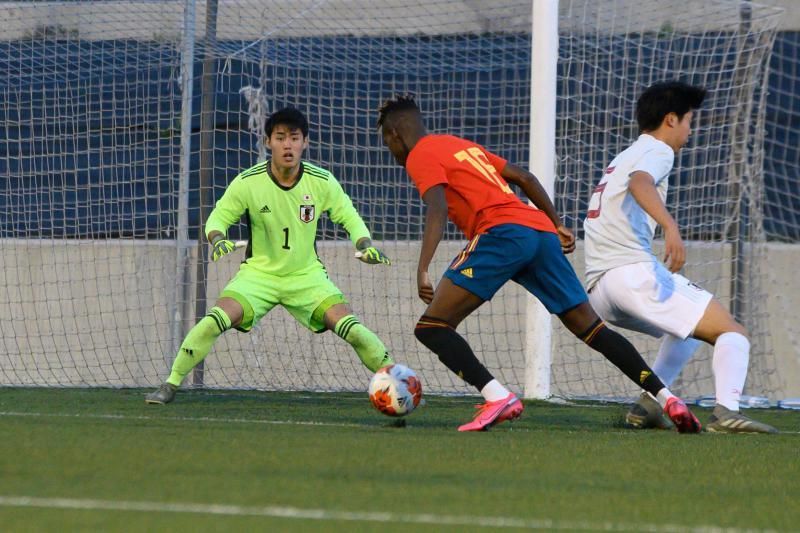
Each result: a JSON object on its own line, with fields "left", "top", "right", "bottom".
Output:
{"left": 210, "top": 235, "right": 236, "bottom": 262}
{"left": 355, "top": 245, "right": 391, "bottom": 265}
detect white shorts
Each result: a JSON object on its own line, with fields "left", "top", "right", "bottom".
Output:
{"left": 587, "top": 261, "right": 713, "bottom": 340}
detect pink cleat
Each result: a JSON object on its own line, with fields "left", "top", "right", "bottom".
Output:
{"left": 458, "top": 393, "right": 523, "bottom": 432}
{"left": 664, "top": 397, "right": 702, "bottom": 433}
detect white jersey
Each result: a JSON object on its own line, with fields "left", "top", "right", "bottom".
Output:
{"left": 583, "top": 134, "right": 675, "bottom": 290}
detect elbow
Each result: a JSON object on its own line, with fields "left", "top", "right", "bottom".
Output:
{"left": 428, "top": 203, "right": 449, "bottom": 226}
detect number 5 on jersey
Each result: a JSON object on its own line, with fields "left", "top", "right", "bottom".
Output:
{"left": 586, "top": 182, "right": 607, "bottom": 219}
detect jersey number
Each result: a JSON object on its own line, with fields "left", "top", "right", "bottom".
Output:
{"left": 282, "top": 227, "right": 290, "bottom": 249}
{"left": 454, "top": 147, "right": 513, "bottom": 194}
{"left": 586, "top": 182, "right": 607, "bottom": 219}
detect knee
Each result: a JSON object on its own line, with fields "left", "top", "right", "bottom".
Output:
{"left": 731, "top": 322, "right": 748, "bottom": 338}
{"left": 559, "top": 302, "right": 598, "bottom": 336}
{"left": 216, "top": 297, "right": 243, "bottom": 328}
{"left": 414, "top": 315, "right": 451, "bottom": 345}
{"left": 414, "top": 320, "right": 433, "bottom": 343}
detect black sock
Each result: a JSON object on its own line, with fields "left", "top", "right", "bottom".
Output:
{"left": 580, "top": 319, "right": 665, "bottom": 397}
{"left": 414, "top": 316, "right": 494, "bottom": 391}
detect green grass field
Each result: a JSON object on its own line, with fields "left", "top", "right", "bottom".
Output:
{"left": 1, "top": 388, "right": 798, "bottom": 532}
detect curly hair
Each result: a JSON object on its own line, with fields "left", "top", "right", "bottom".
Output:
{"left": 376, "top": 94, "right": 419, "bottom": 128}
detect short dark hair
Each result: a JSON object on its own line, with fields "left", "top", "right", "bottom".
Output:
{"left": 377, "top": 94, "right": 420, "bottom": 129}
{"left": 265, "top": 107, "right": 309, "bottom": 138}
{"left": 635, "top": 81, "right": 706, "bottom": 132}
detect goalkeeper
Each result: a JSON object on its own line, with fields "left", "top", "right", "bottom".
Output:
{"left": 146, "top": 107, "right": 392, "bottom": 404}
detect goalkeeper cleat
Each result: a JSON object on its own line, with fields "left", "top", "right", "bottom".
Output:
{"left": 457, "top": 393, "right": 522, "bottom": 432}
{"left": 625, "top": 392, "right": 674, "bottom": 430}
{"left": 145, "top": 383, "right": 178, "bottom": 405}
{"left": 664, "top": 396, "right": 702, "bottom": 433}
{"left": 706, "top": 405, "right": 779, "bottom": 434}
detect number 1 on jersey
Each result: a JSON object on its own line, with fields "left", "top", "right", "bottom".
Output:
{"left": 454, "top": 147, "right": 513, "bottom": 194}
{"left": 282, "top": 227, "right": 290, "bottom": 249}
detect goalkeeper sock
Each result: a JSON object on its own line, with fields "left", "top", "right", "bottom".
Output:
{"left": 414, "top": 315, "right": 494, "bottom": 391}
{"left": 579, "top": 319, "right": 667, "bottom": 399}
{"left": 166, "top": 307, "right": 232, "bottom": 386}
{"left": 334, "top": 315, "right": 392, "bottom": 372}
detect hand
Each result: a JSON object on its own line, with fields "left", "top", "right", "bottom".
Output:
{"left": 355, "top": 246, "right": 391, "bottom": 265}
{"left": 210, "top": 235, "right": 236, "bottom": 262}
{"left": 417, "top": 270, "right": 434, "bottom": 304}
{"left": 663, "top": 224, "right": 685, "bottom": 272}
{"left": 556, "top": 224, "right": 576, "bottom": 254}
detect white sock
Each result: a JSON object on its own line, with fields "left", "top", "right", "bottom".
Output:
{"left": 713, "top": 332, "right": 750, "bottom": 411}
{"left": 481, "top": 379, "right": 511, "bottom": 402}
{"left": 652, "top": 335, "right": 701, "bottom": 387}
{"left": 655, "top": 388, "right": 676, "bottom": 408}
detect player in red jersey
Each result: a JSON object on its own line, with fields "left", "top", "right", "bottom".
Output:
{"left": 377, "top": 95, "right": 701, "bottom": 432}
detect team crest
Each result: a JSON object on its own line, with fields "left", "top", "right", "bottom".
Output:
{"left": 299, "top": 204, "right": 315, "bottom": 223}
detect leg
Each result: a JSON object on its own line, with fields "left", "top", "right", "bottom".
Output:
{"left": 558, "top": 302, "right": 671, "bottom": 400}
{"left": 652, "top": 334, "right": 701, "bottom": 388}
{"left": 691, "top": 298, "right": 775, "bottom": 432}
{"left": 418, "top": 225, "right": 538, "bottom": 395}
{"left": 415, "top": 277, "right": 489, "bottom": 388}
{"left": 697, "top": 301, "right": 777, "bottom": 434}
{"left": 145, "top": 297, "right": 240, "bottom": 404}
{"left": 282, "top": 271, "right": 392, "bottom": 372}
{"left": 558, "top": 302, "right": 697, "bottom": 432}
{"left": 417, "top": 226, "right": 558, "bottom": 430}
{"left": 693, "top": 298, "right": 748, "bottom": 411}
{"left": 146, "top": 266, "right": 272, "bottom": 405}
{"left": 166, "top": 297, "right": 240, "bottom": 386}
{"left": 587, "top": 271, "right": 694, "bottom": 429}
{"left": 514, "top": 234, "right": 670, "bottom": 402}
{"left": 416, "top": 277, "right": 523, "bottom": 431}
{"left": 625, "top": 335, "right": 700, "bottom": 430}
{"left": 167, "top": 297, "right": 241, "bottom": 386}
{"left": 324, "top": 303, "right": 392, "bottom": 372}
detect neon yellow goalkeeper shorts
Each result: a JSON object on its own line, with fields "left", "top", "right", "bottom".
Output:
{"left": 218, "top": 263, "right": 347, "bottom": 333}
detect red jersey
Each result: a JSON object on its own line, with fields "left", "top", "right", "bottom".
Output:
{"left": 405, "top": 134, "right": 556, "bottom": 239}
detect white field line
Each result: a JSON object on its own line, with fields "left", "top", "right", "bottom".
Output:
{"left": 0, "top": 496, "right": 778, "bottom": 532}
{"left": 2, "top": 410, "right": 798, "bottom": 435}
{"left": 0, "top": 411, "right": 366, "bottom": 429}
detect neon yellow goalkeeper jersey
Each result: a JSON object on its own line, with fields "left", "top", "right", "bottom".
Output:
{"left": 205, "top": 160, "right": 371, "bottom": 277}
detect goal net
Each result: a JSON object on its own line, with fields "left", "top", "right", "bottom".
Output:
{"left": 0, "top": 0, "right": 792, "bottom": 402}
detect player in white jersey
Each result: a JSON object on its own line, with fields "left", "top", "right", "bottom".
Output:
{"left": 583, "top": 81, "right": 777, "bottom": 434}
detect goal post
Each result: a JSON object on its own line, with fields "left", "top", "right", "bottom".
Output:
{"left": 525, "top": 0, "right": 558, "bottom": 400}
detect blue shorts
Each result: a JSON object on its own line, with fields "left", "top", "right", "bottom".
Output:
{"left": 443, "top": 224, "right": 588, "bottom": 315}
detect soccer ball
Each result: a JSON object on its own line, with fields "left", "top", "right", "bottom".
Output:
{"left": 368, "top": 364, "right": 422, "bottom": 417}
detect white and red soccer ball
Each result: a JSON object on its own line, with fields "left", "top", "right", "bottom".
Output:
{"left": 368, "top": 364, "right": 422, "bottom": 417}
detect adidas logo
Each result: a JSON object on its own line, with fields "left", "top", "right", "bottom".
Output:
{"left": 639, "top": 370, "right": 651, "bottom": 383}
{"left": 460, "top": 267, "right": 473, "bottom": 278}
{"left": 259, "top": 205, "right": 271, "bottom": 213}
